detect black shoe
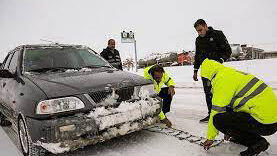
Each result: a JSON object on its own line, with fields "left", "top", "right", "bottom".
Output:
{"left": 199, "top": 115, "right": 210, "bottom": 123}
{"left": 0, "top": 119, "right": 12, "bottom": 126}
{"left": 240, "top": 138, "right": 270, "bottom": 156}
{"left": 229, "top": 137, "right": 250, "bottom": 147}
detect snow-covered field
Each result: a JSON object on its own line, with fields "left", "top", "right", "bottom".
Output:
{"left": 1, "top": 58, "right": 277, "bottom": 156}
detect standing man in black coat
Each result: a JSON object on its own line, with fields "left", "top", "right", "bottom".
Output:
{"left": 100, "top": 39, "right": 123, "bottom": 70}
{"left": 193, "top": 19, "right": 232, "bottom": 123}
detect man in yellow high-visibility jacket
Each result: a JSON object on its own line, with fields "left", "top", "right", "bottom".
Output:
{"left": 144, "top": 64, "right": 176, "bottom": 127}
{"left": 200, "top": 58, "right": 277, "bottom": 156}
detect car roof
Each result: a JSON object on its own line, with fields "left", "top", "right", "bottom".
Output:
{"left": 7, "top": 44, "right": 95, "bottom": 55}
{"left": 22, "top": 44, "right": 88, "bottom": 49}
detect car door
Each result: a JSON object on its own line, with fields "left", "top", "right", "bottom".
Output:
{"left": 0, "top": 52, "right": 13, "bottom": 117}
{"left": 1, "top": 49, "right": 21, "bottom": 121}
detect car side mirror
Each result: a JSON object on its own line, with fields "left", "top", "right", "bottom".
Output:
{"left": 0, "top": 69, "right": 15, "bottom": 78}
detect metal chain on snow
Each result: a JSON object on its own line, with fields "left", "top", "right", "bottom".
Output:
{"left": 144, "top": 125, "right": 224, "bottom": 148}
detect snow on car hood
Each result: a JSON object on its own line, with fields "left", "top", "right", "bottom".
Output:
{"left": 25, "top": 69, "right": 151, "bottom": 98}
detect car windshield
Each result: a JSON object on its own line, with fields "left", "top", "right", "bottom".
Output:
{"left": 23, "top": 47, "right": 111, "bottom": 73}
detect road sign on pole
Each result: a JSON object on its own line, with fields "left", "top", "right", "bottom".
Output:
{"left": 121, "top": 31, "right": 138, "bottom": 72}
{"left": 121, "top": 31, "right": 135, "bottom": 43}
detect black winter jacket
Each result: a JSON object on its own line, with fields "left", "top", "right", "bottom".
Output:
{"left": 194, "top": 27, "right": 231, "bottom": 71}
{"left": 100, "top": 47, "right": 123, "bottom": 70}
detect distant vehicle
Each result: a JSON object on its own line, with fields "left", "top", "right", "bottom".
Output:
{"left": 230, "top": 44, "right": 244, "bottom": 61}
{"left": 178, "top": 52, "right": 192, "bottom": 65}
{"left": 0, "top": 44, "right": 160, "bottom": 156}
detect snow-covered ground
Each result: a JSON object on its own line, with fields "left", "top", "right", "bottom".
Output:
{"left": 1, "top": 58, "right": 277, "bottom": 156}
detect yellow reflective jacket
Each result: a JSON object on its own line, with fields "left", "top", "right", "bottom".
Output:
{"left": 144, "top": 65, "right": 175, "bottom": 120}
{"left": 200, "top": 58, "right": 277, "bottom": 140}
{"left": 144, "top": 65, "right": 175, "bottom": 93}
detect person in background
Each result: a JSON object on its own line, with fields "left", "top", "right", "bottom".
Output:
{"left": 100, "top": 39, "right": 123, "bottom": 70}
{"left": 193, "top": 19, "right": 232, "bottom": 123}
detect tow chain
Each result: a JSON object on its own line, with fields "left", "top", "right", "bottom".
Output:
{"left": 145, "top": 125, "right": 224, "bottom": 148}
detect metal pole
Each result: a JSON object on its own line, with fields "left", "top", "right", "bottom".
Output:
{"left": 134, "top": 40, "right": 138, "bottom": 72}
{"left": 251, "top": 45, "right": 255, "bottom": 60}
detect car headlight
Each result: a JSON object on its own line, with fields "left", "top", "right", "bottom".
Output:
{"left": 36, "top": 97, "right": 85, "bottom": 114}
{"left": 133, "top": 84, "right": 157, "bottom": 99}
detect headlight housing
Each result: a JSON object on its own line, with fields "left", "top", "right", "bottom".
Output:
{"left": 36, "top": 97, "right": 85, "bottom": 114}
{"left": 133, "top": 84, "right": 157, "bottom": 99}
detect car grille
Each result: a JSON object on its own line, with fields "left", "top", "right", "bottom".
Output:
{"left": 89, "top": 87, "right": 134, "bottom": 103}
{"left": 88, "top": 91, "right": 112, "bottom": 103}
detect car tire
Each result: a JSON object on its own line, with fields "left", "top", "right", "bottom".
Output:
{"left": 18, "top": 116, "right": 46, "bottom": 156}
{"left": 0, "top": 111, "right": 11, "bottom": 126}
{"left": 0, "top": 111, "right": 5, "bottom": 124}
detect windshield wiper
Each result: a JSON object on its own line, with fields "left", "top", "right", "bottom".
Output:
{"left": 28, "top": 67, "right": 81, "bottom": 73}
{"left": 82, "top": 65, "right": 112, "bottom": 69}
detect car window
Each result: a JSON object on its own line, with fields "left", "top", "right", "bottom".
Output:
{"left": 23, "top": 47, "right": 110, "bottom": 72}
{"left": 1, "top": 54, "right": 9, "bottom": 69}
{"left": 8, "top": 50, "right": 19, "bottom": 74}
{"left": 78, "top": 49, "right": 108, "bottom": 67}
{"left": 3, "top": 53, "right": 13, "bottom": 70}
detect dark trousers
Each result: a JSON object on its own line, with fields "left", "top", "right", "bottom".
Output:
{"left": 201, "top": 77, "right": 212, "bottom": 115}
{"left": 213, "top": 112, "right": 277, "bottom": 147}
{"left": 158, "top": 87, "right": 172, "bottom": 114}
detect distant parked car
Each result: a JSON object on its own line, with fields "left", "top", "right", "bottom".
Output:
{"left": 0, "top": 44, "right": 160, "bottom": 156}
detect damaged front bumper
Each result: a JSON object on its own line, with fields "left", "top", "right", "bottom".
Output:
{"left": 26, "top": 98, "right": 161, "bottom": 154}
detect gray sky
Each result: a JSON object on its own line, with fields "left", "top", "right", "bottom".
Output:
{"left": 1, "top": 0, "right": 277, "bottom": 61}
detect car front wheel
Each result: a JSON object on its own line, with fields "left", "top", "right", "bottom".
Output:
{"left": 18, "top": 116, "right": 46, "bottom": 156}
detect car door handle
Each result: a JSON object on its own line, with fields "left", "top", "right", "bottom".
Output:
{"left": 3, "top": 82, "right": 6, "bottom": 87}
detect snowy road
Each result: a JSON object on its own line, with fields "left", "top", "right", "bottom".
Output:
{"left": 1, "top": 58, "right": 277, "bottom": 156}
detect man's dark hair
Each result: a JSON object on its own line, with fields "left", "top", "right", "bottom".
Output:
{"left": 149, "top": 64, "right": 165, "bottom": 76}
{"left": 194, "top": 19, "right": 207, "bottom": 28}
{"left": 108, "top": 39, "right": 115, "bottom": 44}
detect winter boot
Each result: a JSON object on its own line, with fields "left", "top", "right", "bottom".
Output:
{"left": 240, "top": 138, "right": 270, "bottom": 156}
{"left": 229, "top": 137, "right": 251, "bottom": 147}
{"left": 199, "top": 115, "right": 210, "bottom": 123}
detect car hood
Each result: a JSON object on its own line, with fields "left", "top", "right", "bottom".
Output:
{"left": 25, "top": 69, "right": 151, "bottom": 98}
